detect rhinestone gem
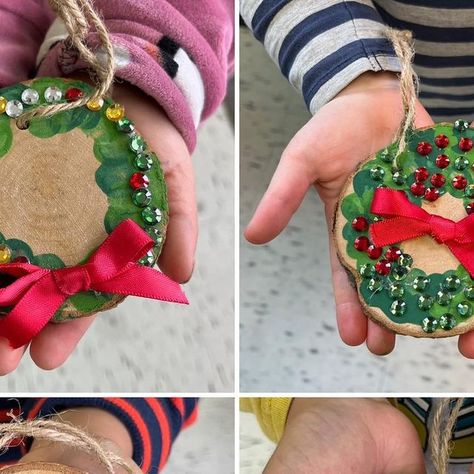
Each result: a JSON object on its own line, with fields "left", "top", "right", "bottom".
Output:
{"left": 439, "top": 313, "right": 457, "bottom": 330}
{"left": 370, "top": 166, "right": 385, "bottom": 181}
{"left": 413, "top": 276, "right": 430, "bottom": 291}
{"left": 386, "top": 246, "right": 402, "bottom": 262}
{"left": 352, "top": 216, "right": 368, "bottom": 232}
{"left": 455, "top": 157, "right": 469, "bottom": 170}
{"left": 457, "top": 301, "right": 472, "bottom": 317}
{"left": 435, "top": 134, "right": 449, "bottom": 148}
{"left": 0, "top": 244, "right": 12, "bottom": 264}
{"left": 367, "top": 245, "right": 382, "bottom": 260}
{"left": 359, "top": 264, "right": 375, "bottom": 278}
{"left": 436, "top": 290, "right": 452, "bottom": 306}
{"left": 375, "top": 259, "right": 391, "bottom": 276}
{"left": 460, "top": 137, "right": 473, "bottom": 152}
{"left": 21, "top": 88, "right": 39, "bottom": 105}
{"left": 467, "top": 203, "right": 474, "bottom": 215}
{"left": 130, "top": 135, "right": 146, "bottom": 153}
{"left": 106, "top": 103, "right": 125, "bottom": 121}
{"left": 398, "top": 254, "right": 413, "bottom": 267}
{"left": 390, "top": 299, "right": 406, "bottom": 316}
{"left": 117, "top": 118, "right": 135, "bottom": 134}
{"left": 453, "top": 175, "right": 468, "bottom": 190}
{"left": 65, "top": 87, "right": 84, "bottom": 102}
{"left": 0, "top": 97, "right": 6, "bottom": 114}
{"left": 443, "top": 275, "right": 461, "bottom": 291}
{"left": 454, "top": 119, "right": 470, "bottom": 132}
{"left": 129, "top": 173, "right": 149, "bottom": 190}
{"left": 354, "top": 236, "right": 369, "bottom": 252}
{"left": 415, "top": 167, "right": 429, "bottom": 182}
{"left": 416, "top": 142, "right": 432, "bottom": 156}
{"left": 392, "top": 171, "right": 406, "bottom": 185}
{"left": 435, "top": 154, "right": 450, "bottom": 169}
{"left": 44, "top": 86, "right": 62, "bottom": 103}
{"left": 368, "top": 277, "right": 382, "bottom": 292}
{"left": 134, "top": 153, "right": 154, "bottom": 171}
{"left": 139, "top": 250, "right": 155, "bottom": 266}
{"left": 142, "top": 206, "right": 162, "bottom": 226}
{"left": 132, "top": 188, "right": 152, "bottom": 207}
{"left": 5, "top": 100, "right": 23, "bottom": 118}
{"left": 422, "top": 316, "right": 438, "bottom": 333}
{"left": 410, "top": 182, "right": 426, "bottom": 197}
{"left": 431, "top": 173, "right": 446, "bottom": 188}
{"left": 465, "top": 286, "right": 474, "bottom": 300}
{"left": 465, "top": 185, "right": 474, "bottom": 198}
{"left": 86, "top": 98, "right": 104, "bottom": 111}
{"left": 424, "top": 187, "right": 440, "bottom": 201}
{"left": 379, "top": 149, "right": 393, "bottom": 163}
{"left": 147, "top": 228, "right": 164, "bottom": 244}
{"left": 389, "top": 283, "right": 404, "bottom": 298}
{"left": 391, "top": 264, "right": 409, "bottom": 281}
{"left": 418, "top": 294, "right": 434, "bottom": 310}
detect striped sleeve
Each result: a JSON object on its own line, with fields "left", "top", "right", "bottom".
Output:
{"left": 240, "top": 0, "right": 401, "bottom": 114}
{"left": 17, "top": 397, "right": 199, "bottom": 474}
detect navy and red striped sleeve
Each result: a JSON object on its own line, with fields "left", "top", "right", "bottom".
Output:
{"left": 0, "top": 397, "right": 199, "bottom": 474}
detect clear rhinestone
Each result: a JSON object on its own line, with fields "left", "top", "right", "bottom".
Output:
{"left": 21, "top": 88, "right": 39, "bottom": 105}
{"left": 44, "top": 86, "right": 63, "bottom": 103}
{"left": 5, "top": 100, "right": 23, "bottom": 118}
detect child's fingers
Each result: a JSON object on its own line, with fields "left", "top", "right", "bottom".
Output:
{"left": 366, "top": 320, "right": 396, "bottom": 355}
{"left": 245, "top": 153, "right": 311, "bottom": 244}
{"left": 0, "top": 339, "right": 27, "bottom": 375}
{"left": 29, "top": 317, "right": 96, "bottom": 370}
{"left": 157, "top": 151, "right": 198, "bottom": 283}
{"left": 458, "top": 331, "right": 474, "bottom": 358}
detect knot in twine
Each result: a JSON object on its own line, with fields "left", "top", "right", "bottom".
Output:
{"left": 0, "top": 414, "right": 133, "bottom": 474}
{"left": 17, "top": 0, "right": 115, "bottom": 128}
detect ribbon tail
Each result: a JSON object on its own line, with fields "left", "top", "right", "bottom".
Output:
{"left": 448, "top": 243, "right": 474, "bottom": 279}
{"left": 0, "top": 273, "right": 67, "bottom": 349}
{"left": 94, "top": 265, "right": 189, "bottom": 305}
{"left": 370, "top": 217, "right": 431, "bottom": 247}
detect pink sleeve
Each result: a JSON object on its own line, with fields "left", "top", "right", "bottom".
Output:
{"left": 37, "top": 0, "right": 234, "bottom": 152}
{"left": 0, "top": 0, "right": 54, "bottom": 85}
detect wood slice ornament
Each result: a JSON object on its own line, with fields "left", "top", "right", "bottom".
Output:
{"left": 0, "top": 463, "right": 85, "bottom": 474}
{"left": 335, "top": 121, "right": 474, "bottom": 337}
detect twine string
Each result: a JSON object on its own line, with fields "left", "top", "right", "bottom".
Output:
{"left": 384, "top": 28, "right": 419, "bottom": 163}
{"left": 17, "top": 0, "right": 115, "bottom": 128}
{"left": 430, "top": 398, "right": 465, "bottom": 474}
{"left": 0, "top": 415, "right": 133, "bottom": 474}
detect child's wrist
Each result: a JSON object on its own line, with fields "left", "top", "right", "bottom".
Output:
{"left": 337, "top": 71, "right": 401, "bottom": 98}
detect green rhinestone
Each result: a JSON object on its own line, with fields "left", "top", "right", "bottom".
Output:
{"left": 436, "top": 290, "right": 452, "bottom": 306}
{"left": 389, "top": 283, "right": 405, "bottom": 298}
{"left": 390, "top": 299, "right": 406, "bottom": 316}
{"left": 370, "top": 166, "right": 385, "bottom": 181}
{"left": 379, "top": 149, "right": 393, "bottom": 163}
{"left": 455, "top": 156, "right": 470, "bottom": 171}
{"left": 141, "top": 206, "right": 162, "bottom": 226}
{"left": 139, "top": 250, "right": 155, "bottom": 266}
{"left": 117, "top": 118, "right": 135, "bottom": 134}
{"left": 422, "top": 316, "right": 438, "bottom": 333}
{"left": 391, "top": 264, "right": 409, "bottom": 281}
{"left": 134, "top": 153, "right": 154, "bottom": 171}
{"left": 464, "top": 285, "right": 474, "bottom": 300}
{"left": 439, "top": 313, "right": 457, "bottom": 330}
{"left": 418, "top": 294, "right": 434, "bottom": 310}
{"left": 392, "top": 171, "right": 406, "bottom": 185}
{"left": 457, "top": 301, "right": 472, "bottom": 317}
{"left": 413, "top": 276, "right": 430, "bottom": 291}
{"left": 398, "top": 254, "right": 413, "bottom": 268}
{"left": 132, "top": 187, "right": 152, "bottom": 207}
{"left": 147, "top": 227, "right": 164, "bottom": 244}
{"left": 465, "top": 185, "right": 474, "bottom": 198}
{"left": 368, "top": 277, "right": 382, "bottom": 292}
{"left": 359, "top": 264, "right": 375, "bottom": 279}
{"left": 130, "top": 135, "right": 146, "bottom": 153}
{"left": 443, "top": 275, "right": 461, "bottom": 291}
{"left": 454, "top": 119, "right": 470, "bottom": 132}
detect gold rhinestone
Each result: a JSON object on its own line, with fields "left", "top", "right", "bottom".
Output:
{"left": 106, "top": 103, "right": 125, "bottom": 121}
{"left": 0, "top": 97, "right": 7, "bottom": 114}
{"left": 86, "top": 98, "right": 104, "bottom": 111}
{"left": 0, "top": 245, "right": 12, "bottom": 264}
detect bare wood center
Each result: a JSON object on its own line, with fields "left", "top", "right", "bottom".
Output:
{"left": 0, "top": 127, "right": 108, "bottom": 266}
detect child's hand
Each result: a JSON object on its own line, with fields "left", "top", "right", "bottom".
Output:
{"left": 18, "top": 407, "right": 142, "bottom": 473}
{"left": 264, "top": 398, "right": 425, "bottom": 474}
{"left": 0, "top": 80, "right": 197, "bottom": 374}
{"left": 245, "top": 71, "right": 435, "bottom": 355}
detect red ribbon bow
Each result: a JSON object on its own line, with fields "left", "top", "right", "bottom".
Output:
{"left": 370, "top": 188, "right": 474, "bottom": 277}
{"left": 0, "top": 219, "right": 188, "bottom": 348}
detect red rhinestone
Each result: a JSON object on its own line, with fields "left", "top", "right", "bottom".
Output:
{"left": 354, "top": 236, "right": 370, "bottom": 252}
{"left": 459, "top": 137, "right": 473, "bottom": 152}
{"left": 375, "top": 259, "right": 391, "bottom": 276}
{"left": 351, "top": 216, "right": 369, "bottom": 232}
{"left": 431, "top": 173, "right": 446, "bottom": 188}
{"left": 65, "top": 87, "right": 84, "bottom": 102}
{"left": 416, "top": 142, "right": 432, "bottom": 156}
{"left": 367, "top": 245, "right": 383, "bottom": 260}
{"left": 424, "top": 187, "right": 440, "bottom": 201}
{"left": 435, "top": 154, "right": 450, "bottom": 169}
{"left": 411, "top": 182, "right": 426, "bottom": 196}
{"left": 385, "top": 246, "right": 402, "bottom": 262}
{"left": 453, "top": 175, "right": 468, "bottom": 190}
{"left": 467, "top": 203, "right": 474, "bottom": 215}
{"left": 12, "top": 256, "right": 29, "bottom": 263}
{"left": 435, "top": 134, "right": 449, "bottom": 148}
{"left": 415, "top": 167, "right": 429, "bottom": 182}
{"left": 129, "top": 172, "right": 150, "bottom": 190}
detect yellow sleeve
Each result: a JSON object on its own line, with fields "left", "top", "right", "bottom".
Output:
{"left": 240, "top": 398, "right": 293, "bottom": 443}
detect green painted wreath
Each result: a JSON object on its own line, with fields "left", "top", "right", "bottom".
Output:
{"left": 0, "top": 77, "right": 168, "bottom": 322}
{"left": 335, "top": 121, "right": 474, "bottom": 337}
